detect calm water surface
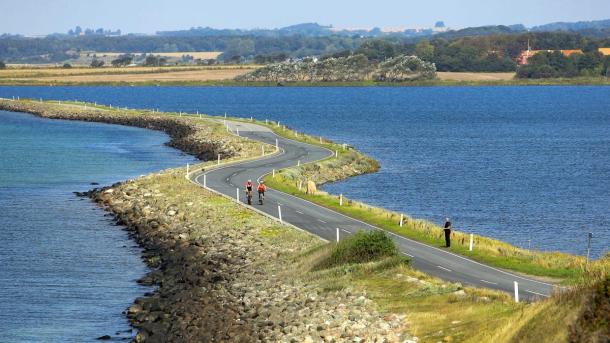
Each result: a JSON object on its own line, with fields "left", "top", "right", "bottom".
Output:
{"left": 0, "top": 110, "right": 196, "bottom": 342}
{"left": 1, "top": 86, "right": 608, "bottom": 257}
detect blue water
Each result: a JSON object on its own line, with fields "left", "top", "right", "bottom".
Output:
{"left": 0, "top": 110, "right": 197, "bottom": 342}
{"left": 1, "top": 86, "right": 608, "bottom": 258}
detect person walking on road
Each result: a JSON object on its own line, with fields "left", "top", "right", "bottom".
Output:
{"left": 257, "top": 181, "right": 266, "bottom": 204}
{"left": 443, "top": 217, "right": 452, "bottom": 247}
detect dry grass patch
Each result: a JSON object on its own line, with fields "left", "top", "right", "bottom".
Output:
{"left": 437, "top": 72, "right": 516, "bottom": 81}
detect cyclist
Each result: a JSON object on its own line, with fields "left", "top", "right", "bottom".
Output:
{"left": 257, "top": 181, "right": 267, "bottom": 204}
{"left": 244, "top": 180, "right": 253, "bottom": 205}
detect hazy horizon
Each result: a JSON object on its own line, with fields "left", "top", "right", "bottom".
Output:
{"left": 1, "top": 0, "right": 610, "bottom": 36}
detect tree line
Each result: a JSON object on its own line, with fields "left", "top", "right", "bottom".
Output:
{"left": 235, "top": 54, "right": 436, "bottom": 82}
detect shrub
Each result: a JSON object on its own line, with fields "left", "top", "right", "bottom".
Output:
{"left": 62, "top": 63, "right": 72, "bottom": 68}
{"left": 0, "top": 60, "right": 6, "bottom": 69}
{"left": 316, "top": 230, "right": 399, "bottom": 269}
{"left": 90, "top": 59, "right": 104, "bottom": 68}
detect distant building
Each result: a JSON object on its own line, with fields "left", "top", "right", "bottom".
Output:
{"left": 517, "top": 49, "right": 583, "bottom": 65}
{"left": 598, "top": 48, "right": 610, "bottom": 56}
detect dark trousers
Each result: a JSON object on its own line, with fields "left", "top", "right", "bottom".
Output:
{"left": 444, "top": 229, "right": 451, "bottom": 247}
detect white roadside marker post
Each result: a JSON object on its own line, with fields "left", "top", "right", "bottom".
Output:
{"left": 250, "top": 116, "right": 253, "bottom": 122}
{"left": 400, "top": 214, "right": 404, "bottom": 227}
{"left": 236, "top": 128, "right": 239, "bottom": 136}
{"left": 340, "top": 194, "right": 343, "bottom": 206}
{"left": 265, "top": 119, "right": 268, "bottom": 124}
{"left": 224, "top": 112, "right": 227, "bottom": 118}
{"left": 514, "top": 281, "right": 519, "bottom": 303}
{"left": 236, "top": 188, "right": 240, "bottom": 201}
{"left": 261, "top": 146, "right": 265, "bottom": 156}
{"left": 272, "top": 169, "right": 275, "bottom": 177}
{"left": 297, "top": 160, "right": 300, "bottom": 167}
{"left": 336, "top": 228, "right": 340, "bottom": 242}
{"left": 186, "top": 163, "right": 190, "bottom": 176}
{"left": 469, "top": 234, "right": 474, "bottom": 251}
{"left": 335, "top": 150, "right": 338, "bottom": 158}
{"left": 217, "top": 154, "right": 220, "bottom": 165}
{"left": 203, "top": 174, "right": 207, "bottom": 188}
{"left": 277, "top": 121, "right": 280, "bottom": 127}
{"left": 278, "top": 205, "right": 282, "bottom": 223}
{"left": 275, "top": 139, "right": 279, "bottom": 150}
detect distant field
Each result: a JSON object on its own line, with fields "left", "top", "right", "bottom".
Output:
{"left": 437, "top": 72, "right": 516, "bottom": 81}
{"left": 0, "top": 66, "right": 255, "bottom": 83}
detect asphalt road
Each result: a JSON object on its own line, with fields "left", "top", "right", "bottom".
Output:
{"left": 191, "top": 120, "right": 557, "bottom": 301}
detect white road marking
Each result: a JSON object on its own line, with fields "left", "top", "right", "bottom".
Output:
{"left": 341, "top": 229, "right": 351, "bottom": 233}
{"left": 480, "top": 279, "right": 498, "bottom": 285}
{"left": 525, "top": 289, "right": 550, "bottom": 298}
{"left": 437, "top": 266, "right": 452, "bottom": 272}
{"left": 317, "top": 219, "right": 327, "bottom": 224}
{"left": 402, "top": 252, "right": 414, "bottom": 258}
{"left": 295, "top": 210, "right": 304, "bottom": 214}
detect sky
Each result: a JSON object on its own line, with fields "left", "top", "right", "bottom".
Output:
{"left": 2, "top": 0, "right": 610, "bottom": 36}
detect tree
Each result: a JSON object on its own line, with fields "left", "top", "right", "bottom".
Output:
{"left": 90, "top": 59, "right": 104, "bottom": 68}
{"left": 143, "top": 55, "right": 167, "bottom": 66}
{"left": 374, "top": 55, "right": 437, "bottom": 81}
{"left": 415, "top": 40, "right": 435, "bottom": 61}
{"left": 0, "top": 60, "right": 5, "bottom": 69}
{"left": 111, "top": 54, "right": 133, "bottom": 67}
{"left": 62, "top": 63, "right": 72, "bottom": 68}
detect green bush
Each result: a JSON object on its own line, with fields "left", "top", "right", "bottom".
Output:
{"left": 0, "top": 60, "right": 6, "bottom": 69}
{"left": 317, "top": 230, "right": 399, "bottom": 269}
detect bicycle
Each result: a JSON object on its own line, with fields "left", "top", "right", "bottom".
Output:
{"left": 246, "top": 189, "right": 253, "bottom": 205}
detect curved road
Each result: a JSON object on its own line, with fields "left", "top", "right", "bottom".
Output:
{"left": 190, "top": 120, "right": 557, "bottom": 301}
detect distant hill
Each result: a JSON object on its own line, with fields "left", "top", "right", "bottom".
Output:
{"left": 531, "top": 19, "right": 610, "bottom": 32}
{"left": 156, "top": 22, "right": 444, "bottom": 38}
{"left": 430, "top": 25, "right": 526, "bottom": 41}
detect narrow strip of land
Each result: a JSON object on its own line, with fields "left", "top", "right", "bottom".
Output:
{"left": 191, "top": 120, "right": 556, "bottom": 300}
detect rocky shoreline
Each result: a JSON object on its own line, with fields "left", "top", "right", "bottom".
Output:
{"left": 2, "top": 100, "right": 409, "bottom": 342}
{"left": 0, "top": 99, "right": 251, "bottom": 161}
{"left": 91, "top": 172, "right": 408, "bottom": 342}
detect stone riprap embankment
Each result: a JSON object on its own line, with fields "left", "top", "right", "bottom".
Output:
{"left": 92, "top": 170, "right": 408, "bottom": 342}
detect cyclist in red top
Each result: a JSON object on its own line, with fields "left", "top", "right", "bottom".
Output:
{"left": 257, "top": 181, "right": 266, "bottom": 204}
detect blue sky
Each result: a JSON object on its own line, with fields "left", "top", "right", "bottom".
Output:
{"left": 2, "top": 0, "right": 610, "bottom": 35}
